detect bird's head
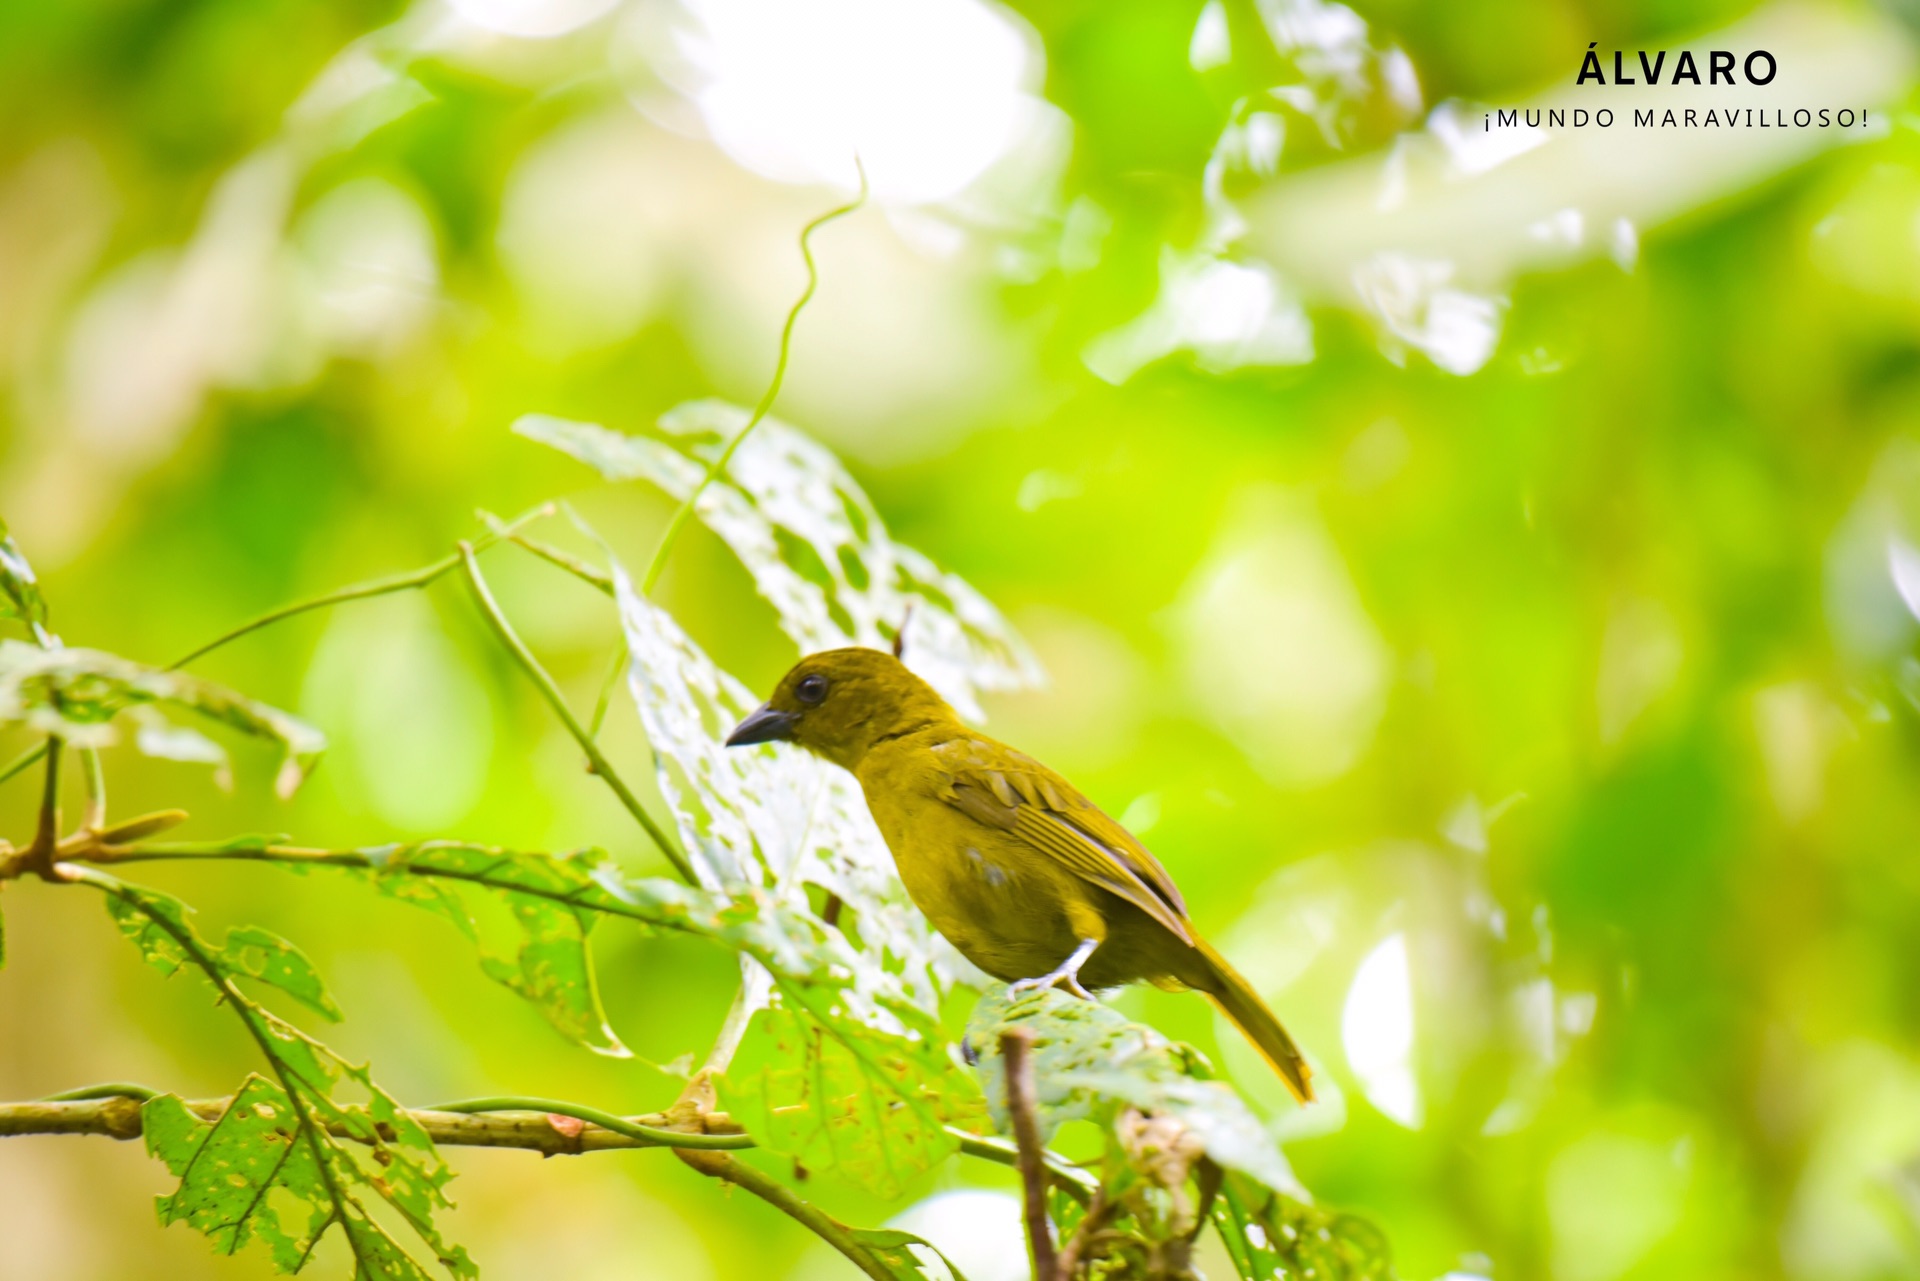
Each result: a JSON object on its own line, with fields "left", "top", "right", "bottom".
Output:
{"left": 724, "top": 647, "right": 956, "bottom": 770}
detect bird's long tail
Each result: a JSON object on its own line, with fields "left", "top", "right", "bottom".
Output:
{"left": 1194, "top": 938, "right": 1314, "bottom": 1104}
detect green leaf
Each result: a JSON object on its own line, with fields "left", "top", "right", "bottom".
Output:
{"left": 88, "top": 872, "right": 473, "bottom": 1279}
{"left": 260, "top": 836, "right": 980, "bottom": 1198}
{"left": 724, "top": 997, "right": 975, "bottom": 1200}
{"left": 516, "top": 403, "right": 1040, "bottom": 720}
{"left": 0, "top": 517, "right": 48, "bottom": 634}
{"left": 360, "top": 842, "right": 628, "bottom": 1057}
{"left": 847, "top": 1227, "right": 972, "bottom": 1280}
{"left": 1211, "top": 1171, "right": 1396, "bottom": 1281}
{"left": 144, "top": 1079, "right": 331, "bottom": 1271}
{"left": 0, "top": 642, "right": 324, "bottom": 795}
{"left": 221, "top": 925, "right": 344, "bottom": 1022}
{"left": 966, "top": 986, "right": 1302, "bottom": 1197}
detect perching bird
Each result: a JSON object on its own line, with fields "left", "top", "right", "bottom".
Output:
{"left": 726, "top": 647, "right": 1314, "bottom": 1103}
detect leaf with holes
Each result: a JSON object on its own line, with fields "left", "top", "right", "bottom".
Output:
{"left": 966, "top": 986, "right": 1302, "bottom": 1197}
{"left": 143, "top": 1079, "right": 331, "bottom": 1272}
{"left": 87, "top": 871, "right": 472, "bottom": 1279}
{"left": 516, "top": 402, "right": 1041, "bottom": 719}
{"left": 0, "top": 642, "right": 324, "bottom": 795}
{"left": 723, "top": 996, "right": 976, "bottom": 1200}
{"left": 1211, "top": 1170, "right": 1396, "bottom": 1281}
{"left": 848, "top": 1227, "right": 972, "bottom": 1280}
{"left": 360, "top": 842, "right": 628, "bottom": 1057}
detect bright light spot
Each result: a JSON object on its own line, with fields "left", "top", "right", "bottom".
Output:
{"left": 887, "top": 1190, "right": 1026, "bottom": 1281}
{"left": 1426, "top": 100, "right": 1545, "bottom": 176}
{"left": 1752, "top": 682, "right": 1844, "bottom": 823}
{"left": 1548, "top": 1128, "right": 1689, "bottom": 1281}
{"left": 1559, "top": 991, "right": 1597, "bottom": 1036}
{"left": 447, "top": 0, "right": 619, "bottom": 38}
{"left": 1527, "top": 207, "right": 1585, "bottom": 250}
{"left": 1015, "top": 469, "right": 1082, "bottom": 512}
{"left": 1118, "top": 791, "right": 1162, "bottom": 835}
{"left": 1596, "top": 597, "right": 1683, "bottom": 744}
{"left": 1610, "top": 217, "right": 1640, "bottom": 271}
{"left": 1085, "top": 251, "right": 1313, "bottom": 383}
{"left": 1342, "top": 932, "right": 1422, "bottom": 1128}
{"left": 497, "top": 113, "right": 672, "bottom": 353}
{"left": 663, "top": 0, "right": 1045, "bottom": 203}
{"left": 1888, "top": 536, "right": 1920, "bottom": 620}
{"left": 1190, "top": 0, "right": 1231, "bottom": 71}
{"left": 1352, "top": 252, "right": 1503, "bottom": 375}
{"left": 1173, "top": 487, "right": 1390, "bottom": 786}
{"left": 295, "top": 178, "right": 439, "bottom": 357}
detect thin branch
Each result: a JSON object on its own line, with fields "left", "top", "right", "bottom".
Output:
{"left": 0, "top": 742, "right": 48, "bottom": 789}
{"left": 167, "top": 504, "right": 554, "bottom": 671}
{"left": 499, "top": 531, "right": 613, "bottom": 597}
{"left": 586, "top": 648, "right": 628, "bottom": 743}
{"left": 2, "top": 1095, "right": 740, "bottom": 1155}
{"left": 455, "top": 544, "right": 692, "bottom": 882}
{"left": 674, "top": 1147, "right": 897, "bottom": 1281}
{"left": 1002, "top": 1026, "right": 1060, "bottom": 1281}
{"left": 639, "top": 164, "right": 868, "bottom": 596}
{"left": 16, "top": 737, "right": 63, "bottom": 880}
{"left": 79, "top": 746, "right": 106, "bottom": 833}
{"left": 1055, "top": 1184, "right": 1119, "bottom": 1280}
{"left": 0, "top": 1088, "right": 1090, "bottom": 1188}
{"left": 429, "top": 1096, "right": 751, "bottom": 1150}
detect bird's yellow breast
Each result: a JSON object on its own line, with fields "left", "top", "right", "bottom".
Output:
{"left": 855, "top": 737, "right": 1088, "bottom": 981}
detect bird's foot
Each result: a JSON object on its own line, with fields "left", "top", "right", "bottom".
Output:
{"left": 1008, "top": 938, "right": 1100, "bottom": 1002}
{"left": 1008, "top": 971, "right": 1095, "bottom": 1001}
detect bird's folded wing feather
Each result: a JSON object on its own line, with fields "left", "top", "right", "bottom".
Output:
{"left": 932, "top": 738, "right": 1193, "bottom": 946}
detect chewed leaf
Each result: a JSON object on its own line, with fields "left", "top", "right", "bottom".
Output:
{"left": 221, "top": 925, "right": 344, "bottom": 1023}
{"left": 145, "top": 1079, "right": 331, "bottom": 1272}
{"left": 967, "top": 986, "right": 1303, "bottom": 1198}
{"left": 848, "top": 1227, "right": 972, "bottom": 1280}
{"left": 0, "top": 517, "right": 48, "bottom": 634}
{"left": 724, "top": 998, "right": 976, "bottom": 1201}
{"left": 0, "top": 641, "right": 324, "bottom": 794}
{"left": 254, "top": 837, "right": 980, "bottom": 1198}
{"left": 516, "top": 403, "right": 1041, "bottom": 719}
{"left": 88, "top": 873, "right": 471, "bottom": 1280}
{"left": 362, "top": 843, "right": 628, "bottom": 1057}
{"left": 1212, "top": 1171, "right": 1395, "bottom": 1281}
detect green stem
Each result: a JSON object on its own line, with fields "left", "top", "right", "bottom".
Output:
{"left": 428, "top": 1097, "right": 752, "bottom": 1150}
{"left": 40, "top": 1082, "right": 161, "bottom": 1103}
{"left": 0, "top": 742, "right": 48, "bottom": 790}
{"left": 586, "top": 648, "right": 628, "bottom": 741}
{"left": 639, "top": 166, "right": 868, "bottom": 596}
{"left": 455, "top": 545, "right": 692, "bottom": 882}
{"left": 79, "top": 747, "right": 106, "bottom": 831}
{"left": 682, "top": 1149, "right": 896, "bottom": 1281}
{"left": 168, "top": 504, "right": 553, "bottom": 670}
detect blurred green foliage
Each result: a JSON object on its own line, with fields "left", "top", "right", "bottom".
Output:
{"left": 6, "top": 0, "right": 1920, "bottom": 1278}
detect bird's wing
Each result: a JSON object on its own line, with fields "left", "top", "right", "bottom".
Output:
{"left": 931, "top": 737, "right": 1193, "bottom": 946}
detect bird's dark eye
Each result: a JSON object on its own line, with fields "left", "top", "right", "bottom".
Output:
{"left": 795, "top": 673, "right": 829, "bottom": 705}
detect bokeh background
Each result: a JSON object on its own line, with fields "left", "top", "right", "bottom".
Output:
{"left": 6, "top": 0, "right": 1920, "bottom": 1278}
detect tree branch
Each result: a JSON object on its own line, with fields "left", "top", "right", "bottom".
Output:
{"left": 0, "top": 1095, "right": 745, "bottom": 1155}
{"left": 166, "top": 504, "right": 554, "bottom": 671}
{"left": 455, "top": 543, "right": 691, "bottom": 882}
{"left": 1002, "top": 1026, "right": 1060, "bottom": 1280}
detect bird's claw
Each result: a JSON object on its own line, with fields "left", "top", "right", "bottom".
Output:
{"left": 1008, "top": 971, "right": 1095, "bottom": 1002}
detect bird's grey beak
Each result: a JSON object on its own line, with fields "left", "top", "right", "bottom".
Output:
{"left": 725, "top": 704, "right": 796, "bottom": 747}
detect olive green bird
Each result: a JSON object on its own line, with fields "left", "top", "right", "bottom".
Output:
{"left": 726, "top": 647, "right": 1314, "bottom": 1104}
